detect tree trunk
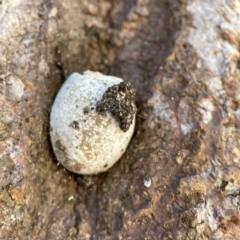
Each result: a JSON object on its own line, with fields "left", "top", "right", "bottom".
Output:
{"left": 1, "top": 0, "right": 240, "bottom": 239}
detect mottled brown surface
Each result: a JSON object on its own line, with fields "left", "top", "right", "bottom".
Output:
{"left": 1, "top": 0, "right": 240, "bottom": 239}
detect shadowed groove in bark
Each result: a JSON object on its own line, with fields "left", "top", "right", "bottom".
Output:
{"left": 110, "top": 0, "right": 179, "bottom": 105}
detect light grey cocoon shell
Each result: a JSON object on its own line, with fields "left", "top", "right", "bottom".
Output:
{"left": 50, "top": 71, "right": 136, "bottom": 175}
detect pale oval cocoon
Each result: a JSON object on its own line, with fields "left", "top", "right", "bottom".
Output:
{"left": 50, "top": 71, "right": 136, "bottom": 175}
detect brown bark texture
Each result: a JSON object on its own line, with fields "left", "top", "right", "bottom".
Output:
{"left": 0, "top": 0, "right": 240, "bottom": 239}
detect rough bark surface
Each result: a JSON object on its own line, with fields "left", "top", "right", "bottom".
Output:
{"left": 0, "top": 0, "right": 240, "bottom": 239}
